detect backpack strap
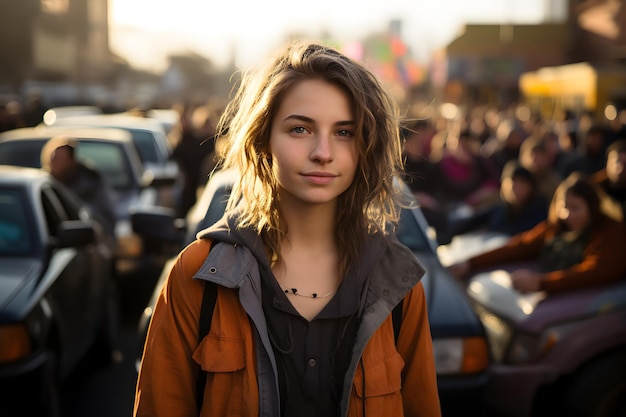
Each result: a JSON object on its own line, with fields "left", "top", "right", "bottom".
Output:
{"left": 198, "top": 281, "right": 217, "bottom": 341}
{"left": 196, "top": 280, "right": 217, "bottom": 412}
{"left": 392, "top": 299, "right": 403, "bottom": 344}
{"left": 196, "top": 241, "right": 218, "bottom": 413}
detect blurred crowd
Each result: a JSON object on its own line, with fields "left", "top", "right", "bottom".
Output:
{"left": 3, "top": 91, "right": 626, "bottom": 248}
{"left": 400, "top": 104, "right": 626, "bottom": 245}
{"left": 0, "top": 91, "right": 48, "bottom": 131}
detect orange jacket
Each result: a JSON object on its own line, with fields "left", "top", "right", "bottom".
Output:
{"left": 134, "top": 237, "right": 441, "bottom": 417}
{"left": 468, "top": 217, "right": 626, "bottom": 293}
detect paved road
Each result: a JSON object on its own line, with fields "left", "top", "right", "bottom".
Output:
{"left": 64, "top": 270, "right": 159, "bottom": 417}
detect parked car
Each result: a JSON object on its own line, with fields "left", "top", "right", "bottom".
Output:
{"left": 0, "top": 165, "right": 118, "bottom": 417}
{"left": 133, "top": 169, "right": 491, "bottom": 416}
{"left": 438, "top": 230, "right": 626, "bottom": 417}
{"left": 44, "top": 113, "right": 179, "bottom": 202}
{"left": 145, "top": 108, "right": 180, "bottom": 135}
{"left": 42, "top": 105, "right": 103, "bottom": 125}
{"left": 0, "top": 126, "right": 170, "bottom": 276}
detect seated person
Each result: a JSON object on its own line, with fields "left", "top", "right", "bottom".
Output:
{"left": 518, "top": 136, "right": 562, "bottom": 203}
{"left": 438, "top": 129, "right": 500, "bottom": 210}
{"left": 487, "top": 162, "right": 548, "bottom": 236}
{"left": 562, "top": 124, "right": 609, "bottom": 177}
{"left": 41, "top": 136, "right": 116, "bottom": 233}
{"left": 593, "top": 139, "right": 626, "bottom": 220}
{"left": 448, "top": 173, "right": 626, "bottom": 295}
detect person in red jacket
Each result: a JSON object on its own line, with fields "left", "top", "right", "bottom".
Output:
{"left": 448, "top": 172, "right": 626, "bottom": 294}
{"left": 135, "top": 41, "right": 441, "bottom": 417}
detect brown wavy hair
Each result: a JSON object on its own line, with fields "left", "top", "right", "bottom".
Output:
{"left": 547, "top": 173, "right": 606, "bottom": 235}
{"left": 217, "top": 40, "right": 404, "bottom": 273}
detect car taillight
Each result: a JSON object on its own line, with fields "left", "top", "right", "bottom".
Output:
{"left": 433, "top": 336, "right": 489, "bottom": 375}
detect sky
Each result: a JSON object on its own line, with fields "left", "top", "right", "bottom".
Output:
{"left": 108, "top": 0, "right": 559, "bottom": 72}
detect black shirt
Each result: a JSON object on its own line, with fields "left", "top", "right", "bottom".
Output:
{"left": 259, "top": 262, "right": 365, "bottom": 417}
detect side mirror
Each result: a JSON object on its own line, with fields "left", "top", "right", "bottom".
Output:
{"left": 56, "top": 220, "right": 96, "bottom": 248}
{"left": 130, "top": 205, "right": 185, "bottom": 243}
{"left": 142, "top": 166, "right": 178, "bottom": 188}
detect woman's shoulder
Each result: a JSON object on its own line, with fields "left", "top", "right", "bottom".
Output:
{"left": 173, "top": 238, "right": 215, "bottom": 279}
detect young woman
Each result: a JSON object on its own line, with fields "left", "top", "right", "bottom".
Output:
{"left": 134, "top": 41, "right": 441, "bottom": 417}
{"left": 448, "top": 173, "right": 626, "bottom": 294}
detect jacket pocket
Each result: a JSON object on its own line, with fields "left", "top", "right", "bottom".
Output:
{"left": 193, "top": 333, "right": 245, "bottom": 372}
{"left": 351, "top": 351, "right": 405, "bottom": 417}
{"left": 193, "top": 334, "right": 251, "bottom": 416}
{"left": 353, "top": 350, "right": 404, "bottom": 397}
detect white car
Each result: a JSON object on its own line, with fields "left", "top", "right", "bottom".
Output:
{"left": 45, "top": 113, "right": 179, "bottom": 206}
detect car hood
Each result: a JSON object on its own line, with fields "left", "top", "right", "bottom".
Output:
{"left": 0, "top": 257, "right": 43, "bottom": 313}
{"left": 467, "top": 271, "right": 626, "bottom": 333}
{"left": 415, "top": 251, "right": 483, "bottom": 338}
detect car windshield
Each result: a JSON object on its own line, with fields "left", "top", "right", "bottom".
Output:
{"left": 127, "top": 129, "right": 160, "bottom": 164}
{"left": 76, "top": 142, "right": 134, "bottom": 190}
{"left": 0, "top": 188, "right": 38, "bottom": 256}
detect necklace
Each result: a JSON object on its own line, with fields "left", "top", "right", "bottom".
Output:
{"left": 282, "top": 287, "right": 336, "bottom": 299}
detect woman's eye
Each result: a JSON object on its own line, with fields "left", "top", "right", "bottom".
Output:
{"left": 291, "top": 126, "right": 307, "bottom": 134}
{"left": 337, "top": 129, "right": 353, "bottom": 138}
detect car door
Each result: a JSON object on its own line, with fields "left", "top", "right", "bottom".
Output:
{"left": 40, "top": 184, "right": 105, "bottom": 372}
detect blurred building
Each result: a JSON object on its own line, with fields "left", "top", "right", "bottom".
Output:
{"left": 519, "top": 0, "right": 626, "bottom": 119}
{"left": 441, "top": 23, "right": 570, "bottom": 106}
{"left": 0, "top": 0, "right": 119, "bottom": 100}
{"left": 436, "top": 0, "right": 626, "bottom": 115}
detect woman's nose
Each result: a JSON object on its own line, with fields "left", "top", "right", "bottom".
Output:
{"left": 310, "top": 134, "right": 333, "bottom": 163}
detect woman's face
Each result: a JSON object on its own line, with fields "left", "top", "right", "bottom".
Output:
{"left": 556, "top": 192, "right": 590, "bottom": 232}
{"left": 502, "top": 177, "right": 533, "bottom": 205}
{"left": 269, "top": 79, "right": 358, "bottom": 209}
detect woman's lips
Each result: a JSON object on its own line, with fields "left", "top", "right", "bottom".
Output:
{"left": 301, "top": 172, "right": 337, "bottom": 185}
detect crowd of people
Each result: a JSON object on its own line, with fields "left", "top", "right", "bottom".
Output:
{"left": 400, "top": 105, "right": 626, "bottom": 245}
{"left": 398, "top": 103, "right": 626, "bottom": 297}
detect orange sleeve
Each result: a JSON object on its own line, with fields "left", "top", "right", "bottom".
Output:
{"left": 468, "top": 221, "right": 550, "bottom": 272}
{"left": 396, "top": 282, "right": 442, "bottom": 417}
{"left": 134, "top": 240, "right": 212, "bottom": 417}
{"left": 541, "top": 220, "right": 626, "bottom": 293}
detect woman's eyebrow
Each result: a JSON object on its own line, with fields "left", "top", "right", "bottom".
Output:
{"left": 283, "top": 114, "right": 313, "bottom": 123}
{"left": 282, "top": 114, "right": 355, "bottom": 126}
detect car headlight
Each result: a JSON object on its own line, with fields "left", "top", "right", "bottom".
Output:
{"left": 507, "top": 332, "right": 541, "bottom": 363}
{"left": 506, "top": 322, "right": 578, "bottom": 364}
{"left": 0, "top": 324, "right": 32, "bottom": 363}
{"left": 433, "top": 336, "right": 489, "bottom": 375}
{"left": 0, "top": 298, "right": 52, "bottom": 363}
{"left": 475, "top": 305, "right": 513, "bottom": 363}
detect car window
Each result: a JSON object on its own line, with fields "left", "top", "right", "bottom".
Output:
{"left": 127, "top": 129, "right": 160, "bottom": 164}
{"left": 0, "top": 140, "right": 46, "bottom": 168}
{"left": 76, "top": 142, "right": 133, "bottom": 190}
{"left": 0, "top": 188, "right": 38, "bottom": 256}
